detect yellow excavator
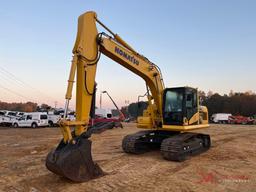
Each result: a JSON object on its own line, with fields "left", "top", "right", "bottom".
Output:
{"left": 46, "top": 11, "right": 211, "bottom": 182}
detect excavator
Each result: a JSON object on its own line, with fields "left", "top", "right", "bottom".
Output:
{"left": 46, "top": 11, "right": 211, "bottom": 182}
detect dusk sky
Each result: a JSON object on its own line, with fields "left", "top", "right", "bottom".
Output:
{"left": 0, "top": 0, "right": 256, "bottom": 109}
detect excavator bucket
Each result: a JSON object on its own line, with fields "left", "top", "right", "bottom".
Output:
{"left": 46, "top": 134, "right": 104, "bottom": 182}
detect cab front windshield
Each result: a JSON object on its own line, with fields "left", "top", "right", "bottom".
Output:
{"left": 164, "top": 91, "right": 183, "bottom": 113}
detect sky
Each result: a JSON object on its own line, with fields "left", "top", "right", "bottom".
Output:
{"left": 0, "top": 0, "right": 256, "bottom": 109}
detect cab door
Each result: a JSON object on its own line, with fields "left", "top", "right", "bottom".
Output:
{"left": 185, "top": 89, "right": 198, "bottom": 122}
{"left": 18, "top": 115, "right": 27, "bottom": 127}
{"left": 25, "top": 115, "right": 33, "bottom": 126}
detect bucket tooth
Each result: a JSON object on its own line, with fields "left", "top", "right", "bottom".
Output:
{"left": 46, "top": 136, "right": 104, "bottom": 182}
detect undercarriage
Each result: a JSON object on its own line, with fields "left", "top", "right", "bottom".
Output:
{"left": 122, "top": 130, "right": 211, "bottom": 161}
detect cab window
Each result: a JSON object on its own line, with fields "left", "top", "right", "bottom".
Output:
{"left": 40, "top": 115, "right": 48, "bottom": 120}
{"left": 164, "top": 91, "right": 183, "bottom": 113}
{"left": 20, "top": 116, "right": 26, "bottom": 120}
{"left": 186, "top": 94, "right": 193, "bottom": 108}
{"left": 186, "top": 92, "right": 197, "bottom": 108}
{"left": 8, "top": 112, "right": 17, "bottom": 116}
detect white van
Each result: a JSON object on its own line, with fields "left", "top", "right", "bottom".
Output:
{"left": 211, "top": 113, "right": 232, "bottom": 124}
{"left": 13, "top": 112, "right": 48, "bottom": 128}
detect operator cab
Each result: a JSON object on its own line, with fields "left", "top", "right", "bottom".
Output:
{"left": 163, "top": 87, "right": 198, "bottom": 125}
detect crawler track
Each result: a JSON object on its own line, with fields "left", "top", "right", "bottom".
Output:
{"left": 122, "top": 131, "right": 155, "bottom": 154}
{"left": 161, "top": 133, "right": 211, "bottom": 161}
{"left": 122, "top": 131, "right": 211, "bottom": 161}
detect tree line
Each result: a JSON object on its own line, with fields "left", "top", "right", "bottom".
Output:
{"left": 0, "top": 101, "right": 52, "bottom": 112}
{"left": 200, "top": 90, "right": 256, "bottom": 117}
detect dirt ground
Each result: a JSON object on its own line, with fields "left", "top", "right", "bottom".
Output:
{"left": 0, "top": 123, "right": 256, "bottom": 192}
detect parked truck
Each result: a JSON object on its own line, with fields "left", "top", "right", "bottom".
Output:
{"left": 211, "top": 113, "right": 232, "bottom": 124}
{"left": 0, "top": 111, "right": 12, "bottom": 126}
{"left": 228, "top": 115, "right": 254, "bottom": 125}
{"left": 0, "top": 110, "right": 19, "bottom": 126}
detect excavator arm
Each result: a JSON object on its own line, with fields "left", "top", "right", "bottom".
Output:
{"left": 61, "top": 11, "right": 164, "bottom": 142}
